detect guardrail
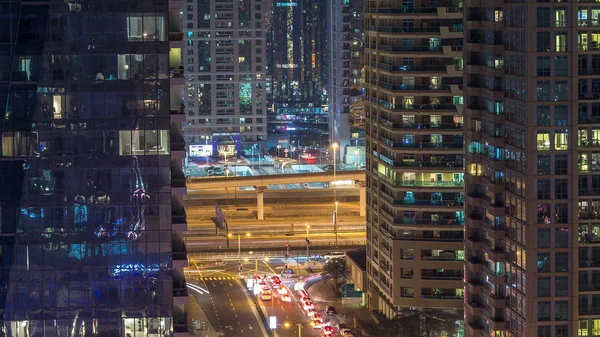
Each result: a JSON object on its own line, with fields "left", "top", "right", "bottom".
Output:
{"left": 188, "top": 243, "right": 366, "bottom": 258}
{"left": 185, "top": 226, "right": 365, "bottom": 236}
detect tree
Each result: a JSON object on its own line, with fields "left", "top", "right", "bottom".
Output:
{"left": 321, "top": 257, "right": 348, "bottom": 292}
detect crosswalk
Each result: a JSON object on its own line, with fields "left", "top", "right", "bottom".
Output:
{"left": 199, "top": 276, "right": 237, "bottom": 281}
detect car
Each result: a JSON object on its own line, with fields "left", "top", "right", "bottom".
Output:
{"left": 261, "top": 293, "right": 272, "bottom": 301}
{"left": 277, "top": 287, "right": 288, "bottom": 295}
{"left": 259, "top": 281, "right": 267, "bottom": 286}
{"left": 262, "top": 285, "right": 270, "bottom": 291}
{"left": 281, "top": 294, "right": 292, "bottom": 302}
{"left": 272, "top": 280, "right": 282, "bottom": 289}
{"left": 303, "top": 301, "right": 315, "bottom": 310}
{"left": 301, "top": 296, "right": 311, "bottom": 302}
{"left": 339, "top": 328, "right": 353, "bottom": 336}
{"left": 298, "top": 289, "right": 308, "bottom": 297}
{"left": 306, "top": 308, "right": 317, "bottom": 317}
{"left": 312, "top": 319, "right": 323, "bottom": 329}
{"left": 325, "top": 306, "right": 337, "bottom": 315}
{"left": 322, "top": 326, "right": 336, "bottom": 335}
{"left": 313, "top": 313, "right": 323, "bottom": 321}
{"left": 272, "top": 275, "right": 280, "bottom": 281}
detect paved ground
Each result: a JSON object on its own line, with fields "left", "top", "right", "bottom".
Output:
{"left": 307, "top": 278, "right": 377, "bottom": 337}
{"left": 187, "top": 262, "right": 267, "bottom": 337}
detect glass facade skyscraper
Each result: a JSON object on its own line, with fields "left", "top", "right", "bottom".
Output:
{"left": 0, "top": 1, "right": 188, "bottom": 336}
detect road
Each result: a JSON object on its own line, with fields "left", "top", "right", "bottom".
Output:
{"left": 188, "top": 262, "right": 266, "bottom": 337}
{"left": 191, "top": 257, "right": 322, "bottom": 337}
{"left": 186, "top": 187, "right": 359, "bottom": 198}
{"left": 185, "top": 232, "right": 366, "bottom": 249}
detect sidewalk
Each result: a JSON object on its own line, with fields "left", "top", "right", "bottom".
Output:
{"left": 186, "top": 295, "right": 219, "bottom": 337}
{"left": 307, "top": 278, "right": 378, "bottom": 337}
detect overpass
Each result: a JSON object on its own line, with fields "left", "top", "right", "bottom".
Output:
{"left": 187, "top": 170, "right": 366, "bottom": 220}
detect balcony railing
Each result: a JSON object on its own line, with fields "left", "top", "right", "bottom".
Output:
{"left": 375, "top": 7, "right": 438, "bottom": 13}
{"left": 374, "top": 81, "right": 453, "bottom": 91}
{"left": 377, "top": 118, "right": 463, "bottom": 130}
{"left": 367, "top": 26, "right": 442, "bottom": 33}
{"left": 378, "top": 174, "right": 464, "bottom": 188}
{"left": 422, "top": 255, "right": 463, "bottom": 261}
{"left": 379, "top": 136, "right": 463, "bottom": 149}
{"left": 421, "top": 294, "right": 464, "bottom": 299}
{"left": 374, "top": 63, "right": 448, "bottom": 72}
{"left": 421, "top": 275, "right": 463, "bottom": 280}
{"left": 368, "top": 43, "right": 443, "bottom": 52}
{"left": 382, "top": 197, "right": 464, "bottom": 207}
{"left": 375, "top": 157, "right": 463, "bottom": 168}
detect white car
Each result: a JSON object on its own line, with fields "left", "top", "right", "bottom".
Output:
{"left": 277, "top": 287, "right": 288, "bottom": 295}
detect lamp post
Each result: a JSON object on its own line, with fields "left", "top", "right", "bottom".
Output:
{"left": 283, "top": 322, "right": 303, "bottom": 337}
{"left": 228, "top": 233, "right": 251, "bottom": 272}
{"left": 305, "top": 224, "right": 310, "bottom": 261}
{"left": 277, "top": 144, "right": 282, "bottom": 158}
{"left": 354, "top": 148, "right": 359, "bottom": 167}
{"left": 332, "top": 143, "right": 338, "bottom": 246}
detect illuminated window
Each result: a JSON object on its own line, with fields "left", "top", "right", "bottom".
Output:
{"left": 537, "top": 132, "right": 551, "bottom": 150}
{"left": 554, "top": 130, "right": 568, "bottom": 150}
{"left": 579, "top": 320, "right": 589, "bottom": 337}
{"left": 555, "top": 32, "right": 567, "bottom": 51}
{"left": 127, "top": 14, "right": 166, "bottom": 41}
{"left": 468, "top": 163, "right": 482, "bottom": 176}
{"left": 555, "top": 9, "right": 567, "bottom": 27}
{"left": 593, "top": 319, "right": 600, "bottom": 336}
{"left": 119, "top": 130, "right": 170, "bottom": 155}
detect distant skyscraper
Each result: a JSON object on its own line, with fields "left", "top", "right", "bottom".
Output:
{"left": 364, "top": 0, "right": 465, "bottom": 317}
{"left": 0, "top": 0, "right": 189, "bottom": 336}
{"left": 329, "top": 0, "right": 365, "bottom": 153}
{"left": 183, "top": 0, "right": 269, "bottom": 158}
{"left": 268, "top": 0, "right": 329, "bottom": 141}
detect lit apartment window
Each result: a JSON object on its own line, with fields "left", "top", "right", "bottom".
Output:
{"left": 119, "top": 130, "right": 170, "bottom": 155}
{"left": 537, "top": 131, "right": 551, "bottom": 150}
{"left": 554, "top": 130, "right": 568, "bottom": 150}
{"left": 127, "top": 14, "right": 166, "bottom": 41}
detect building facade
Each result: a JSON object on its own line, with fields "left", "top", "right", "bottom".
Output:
{"left": 0, "top": 0, "right": 188, "bottom": 336}
{"left": 182, "top": 0, "right": 269, "bottom": 158}
{"left": 330, "top": 0, "right": 366, "bottom": 153}
{"left": 463, "top": 2, "right": 589, "bottom": 337}
{"left": 268, "top": 0, "right": 329, "bottom": 145}
{"left": 364, "top": 0, "right": 465, "bottom": 317}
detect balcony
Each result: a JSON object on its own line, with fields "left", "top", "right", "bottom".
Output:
{"left": 374, "top": 156, "right": 463, "bottom": 169}
{"left": 373, "top": 63, "right": 449, "bottom": 73}
{"left": 371, "top": 98, "right": 457, "bottom": 112}
{"left": 466, "top": 257, "right": 484, "bottom": 272}
{"left": 374, "top": 7, "right": 439, "bottom": 14}
{"left": 378, "top": 136, "right": 463, "bottom": 150}
{"left": 380, "top": 211, "right": 464, "bottom": 228}
{"left": 173, "top": 234, "right": 188, "bottom": 269}
{"left": 377, "top": 118, "right": 464, "bottom": 132}
{"left": 465, "top": 213, "right": 483, "bottom": 228}
{"left": 466, "top": 322, "right": 483, "bottom": 337}
{"left": 173, "top": 308, "right": 189, "bottom": 337}
{"left": 466, "top": 279, "right": 484, "bottom": 294}
{"left": 377, "top": 173, "right": 464, "bottom": 188}
{"left": 368, "top": 43, "right": 443, "bottom": 53}
{"left": 466, "top": 302, "right": 484, "bottom": 316}
{"left": 172, "top": 204, "right": 188, "bottom": 232}
{"left": 366, "top": 25, "right": 442, "bottom": 34}
{"left": 379, "top": 195, "right": 464, "bottom": 208}
{"left": 421, "top": 274, "right": 463, "bottom": 281}
{"left": 373, "top": 81, "right": 453, "bottom": 93}
{"left": 173, "top": 273, "right": 189, "bottom": 306}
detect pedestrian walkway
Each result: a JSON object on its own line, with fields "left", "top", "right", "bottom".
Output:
{"left": 186, "top": 295, "right": 219, "bottom": 337}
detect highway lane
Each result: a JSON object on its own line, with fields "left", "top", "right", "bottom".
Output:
{"left": 195, "top": 259, "right": 321, "bottom": 337}
{"left": 186, "top": 188, "right": 359, "bottom": 198}
{"left": 185, "top": 232, "right": 366, "bottom": 248}
{"left": 189, "top": 272, "right": 265, "bottom": 337}
{"left": 186, "top": 223, "right": 365, "bottom": 235}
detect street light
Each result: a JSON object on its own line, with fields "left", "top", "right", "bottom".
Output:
{"left": 305, "top": 224, "right": 310, "bottom": 262}
{"left": 277, "top": 144, "right": 282, "bottom": 158}
{"left": 283, "top": 322, "right": 304, "bottom": 337}
{"left": 354, "top": 148, "right": 359, "bottom": 167}
{"left": 228, "top": 233, "right": 251, "bottom": 270}
{"left": 332, "top": 143, "right": 338, "bottom": 246}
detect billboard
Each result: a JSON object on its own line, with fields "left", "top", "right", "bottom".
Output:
{"left": 189, "top": 144, "right": 212, "bottom": 157}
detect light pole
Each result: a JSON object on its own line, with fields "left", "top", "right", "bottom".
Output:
{"left": 228, "top": 233, "right": 251, "bottom": 271}
{"left": 277, "top": 144, "right": 281, "bottom": 158}
{"left": 332, "top": 143, "right": 338, "bottom": 246}
{"left": 354, "top": 148, "right": 359, "bottom": 167}
{"left": 305, "top": 224, "right": 310, "bottom": 261}
{"left": 283, "top": 322, "right": 303, "bottom": 337}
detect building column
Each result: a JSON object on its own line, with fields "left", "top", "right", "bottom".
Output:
{"left": 256, "top": 186, "right": 267, "bottom": 220}
{"left": 359, "top": 181, "right": 366, "bottom": 217}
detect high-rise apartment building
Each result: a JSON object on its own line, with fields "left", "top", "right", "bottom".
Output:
{"left": 364, "top": 0, "right": 465, "bottom": 317}
{"left": 0, "top": 0, "right": 189, "bottom": 336}
{"left": 183, "top": 0, "right": 269, "bottom": 157}
{"left": 463, "top": 2, "right": 591, "bottom": 337}
{"left": 269, "top": 0, "right": 329, "bottom": 140}
{"left": 330, "top": 0, "right": 366, "bottom": 151}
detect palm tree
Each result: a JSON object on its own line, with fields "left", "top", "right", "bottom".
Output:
{"left": 321, "top": 257, "right": 348, "bottom": 293}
